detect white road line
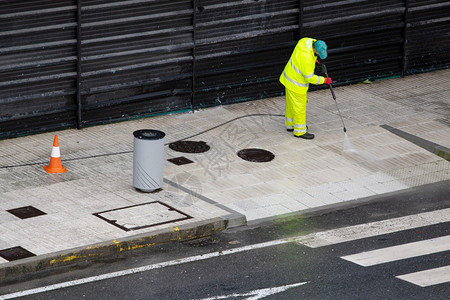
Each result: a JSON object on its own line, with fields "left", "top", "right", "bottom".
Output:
{"left": 0, "top": 238, "right": 296, "bottom": 299}
{"left": 295, "top": 208, "right": 450, "bottom": 248}
{"left": 341, "top": 235, "right": 450, "bottom": 266}
{"left": 195, "top": 282, "right": 308, "bottom": 300}
{"left": 396, "top": 265, "right": 450, "bottom": 287}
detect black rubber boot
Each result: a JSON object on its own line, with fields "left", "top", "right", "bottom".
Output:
{"left": 295, "top": 132, "right": 315, "bottom": 139}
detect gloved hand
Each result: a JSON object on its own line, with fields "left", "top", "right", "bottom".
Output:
{"left": 324, "top": 77, "right": 332, "bottom": 85}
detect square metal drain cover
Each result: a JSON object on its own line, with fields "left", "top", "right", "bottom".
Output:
{"left": 93, "top": 201, "right": 192, "bottom": 231}
{"left": 168, "top": 156, "right": 194, "bottom": 166}
{"left": 0, "top": 246, "right": 36, "bottom": 261}
{"left": 7, "top": 206, "right": 46, "bottom": 219}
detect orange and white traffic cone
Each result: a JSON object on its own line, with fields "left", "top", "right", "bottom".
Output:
{"left": 43, "top": 135, "right": 67, "bottom": 173}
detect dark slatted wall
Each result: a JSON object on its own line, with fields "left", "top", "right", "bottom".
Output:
{"left": 0, "top": 0, "right": 449, "bottom": 139}
{"left": 80, "top": 0, "right": 194, "bottom": 124}
{"left": 405, "top": 0, "right": 450, "bottom": 74}
{"left": 302, "top": 0, "right": 406, "bottom": 83}
{"left": 0, "top": 1, "right": 77, "bottom": 138}
{"left": 193, "top": 0, "right": 299, "bottom": 107}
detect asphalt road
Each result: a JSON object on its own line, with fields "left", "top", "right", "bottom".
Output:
{"left": 1, "top": 180, "right": 449, "bottom": 300}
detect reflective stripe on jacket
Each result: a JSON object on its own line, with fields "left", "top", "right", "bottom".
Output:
{"left": 279, "top": 37, "right": 325, "bottom": 94}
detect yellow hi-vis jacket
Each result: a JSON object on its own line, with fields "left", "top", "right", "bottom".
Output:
{"left": 279, "top": 37, "right": 325, "bottom": 94}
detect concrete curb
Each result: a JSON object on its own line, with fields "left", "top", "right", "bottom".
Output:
{"left": 0, "top": 213, "right": 246, "bottom": 281}
{"left": 381, "top": 124, "right": 450, "bottom": 161}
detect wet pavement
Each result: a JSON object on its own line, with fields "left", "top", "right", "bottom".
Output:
{"left": 0, "top": 69, "right": 449, "bottom": 279}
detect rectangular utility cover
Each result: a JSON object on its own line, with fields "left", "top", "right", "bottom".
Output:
{"left": 93, "top": 201, "right": 192, "bottom": 231}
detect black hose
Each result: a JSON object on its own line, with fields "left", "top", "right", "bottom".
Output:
{"left": 1, "top": 114, "right": 284, "bottom": 169}
{"left": 164, "top": 113, "right": 284, "bottom": 146}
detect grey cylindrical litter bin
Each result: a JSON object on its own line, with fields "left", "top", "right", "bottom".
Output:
{"left": 133, "top": 129, "right": 165, "bottom": 192}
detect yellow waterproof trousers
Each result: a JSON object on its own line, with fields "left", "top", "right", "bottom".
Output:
{"left": 285, "top": 88, "right": 307, "bottom": 137}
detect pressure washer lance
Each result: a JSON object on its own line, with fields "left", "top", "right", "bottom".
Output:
{"left": 321, "top": 63, "right": 347, "bottom": 133}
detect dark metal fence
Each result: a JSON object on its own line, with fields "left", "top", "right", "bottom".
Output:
{"left": 1, "top": 0, "right": 449, "bottom": 139}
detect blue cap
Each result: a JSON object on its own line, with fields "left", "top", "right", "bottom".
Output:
{"left": 314, "top": 40, "right": 327, "bottom": 59}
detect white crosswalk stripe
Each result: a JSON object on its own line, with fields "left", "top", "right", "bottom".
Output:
{"left": 341, "top": 235, "right": 450, "bottom": 266}
{"left": 396, "top": 265, "right": 450, "bottom": 287}
{"left": 295, "top": 208, "right": 450, "bottom": 248}
{"left": 295, "top": 208, "right": 450, "bottom": 287}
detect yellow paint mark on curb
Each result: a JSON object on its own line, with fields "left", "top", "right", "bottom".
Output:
{"left": 62, "top": 255, "right": 78, "bottom": 263}
{"left": 51, "top": 240, "right": 160, "bottom": 265}
{"left": 50, "top": 255, "right": 83, "bottom": 265}
{"left": 49, "top": 232, "right": 185, "bottom": 266}
{"left": 85, "top": 243, "right": 105, "bottom": 250}
{"left": 50, "top": 253, "right": 101, "bottom": 265}
{"left": 118, "top": 243, "right": 156, "bottom": 252}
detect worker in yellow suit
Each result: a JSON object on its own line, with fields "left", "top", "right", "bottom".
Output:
{"left": 279, "top": 38, "right": 332, "bottom": 139}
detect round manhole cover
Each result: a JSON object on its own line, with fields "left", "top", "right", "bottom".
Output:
{"left": 237, "top": 148, "right": 275, "bottom": 163}
{"left": 169, "top": 140, "right": 210, "bottom": 153}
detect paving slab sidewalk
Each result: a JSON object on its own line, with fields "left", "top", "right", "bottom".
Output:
{"left": 0, "top": 69, "right": 449, "bottom": 279}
